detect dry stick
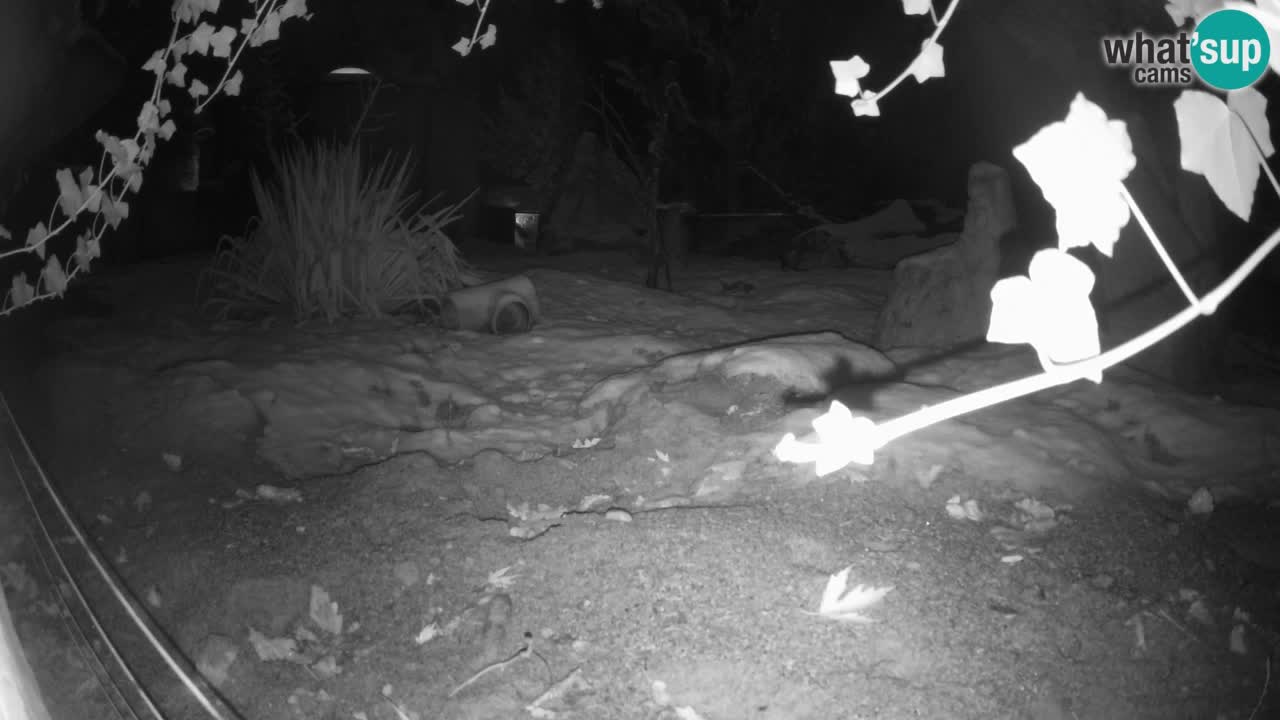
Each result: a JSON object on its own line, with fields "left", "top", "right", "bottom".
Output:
{"left": 526, "top": 667, "right": 583, "bottom": 713}
{"left": 740, "top": 162, "right": 836, "bottom": 224}
{"left": 1247, "top": 656, "right": 1271, "bottom": 720}
{"left": 447, "top": 644, "right": 533, "bottom": 699}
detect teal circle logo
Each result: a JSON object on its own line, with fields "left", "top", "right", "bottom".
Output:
{"left": 1192, "top": 9, "right": 1270, "bottom": 90}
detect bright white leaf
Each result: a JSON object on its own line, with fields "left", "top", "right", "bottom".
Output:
{"left": 42, "top": 256, "right": 68, "bottom": 295}
{"left": 808, "top": 566, "right": 893, "bottom": 623}
{"left": 55, "top": 169, "right": 83, "bottom": 218}
{"left": 189, "top": 22, "right": 215, "bottom": 55}
{"left": 25, "top": 223, "right": 48, "bottom": 260}
{"left": 902, "top": 0, "right": 932, "bottom": 15}
{"left": 101, "top": 197, "right": 129, "bottom": 229}
{"left": 141, "top": 50, "right": 166, "bottom": 77}
{"left": 251, "top": 12, "right": 281, "bottom": 47}
{"left": 1012, "top": 93, "right": 1135, "bottom": 256}
{"left": 225, "top": 69, "right": 244, "bottom": 96}
{"left": 159, "top": 119, "right": 177, "bottom": 141}
{"left": 210, "top": 25, "right": 237, "bottom": 57}
{"left": 988, "top": 248, "right": 1101, "bottom": 381}
{"left": 455, "top": 0, "right": 475, "bottom": 5}
{"left": 851, "top": 93, "right": 881, "bottom": 117}
{"left": 452, "top": 37, "right": 472, "bottom": 56}
{"left": 478, "top": 23, "right": 497, "bottom": 50}
{"left": 811, "top": 401, "right": 879, "bottom": 472}
{"left": 830, "top": 55, "right": 871, "bottom": 98}
{"left": 280, "top": 0, "right": 309, "bottom": 21}
{"left": 1174, "top": 88, "right": 1272, "bottom": 222}
{"left": 773, "top": 400, "right": 881, "bottom": 476}
{"left": 10, "top": 274, "right": 35, "bottom": 308}
{"left": 910, "top": 40, "right": 945, "bottom": 83}
{"left": 137, "top": 101, "right": 160, "bottom": 134}
{"left": 83, "top": 185, "right": 102, "bottom": 214}
{"left": 166, "top": 61, "right": 187, "bottom": 88}
{"left": 72, "top": 231, "right": 96, "bottom": 271}
{"left": 189, "top": 78, "right": 210, "bottom": 100}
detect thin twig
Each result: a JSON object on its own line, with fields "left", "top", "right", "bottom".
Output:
{"left": 447, "top": 644, "right": 533, "bottom": 699}
{"left": 1247, "top": 656, "right": 1271, "bottom": 720}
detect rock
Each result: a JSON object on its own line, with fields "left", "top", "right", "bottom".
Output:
{"left": 546, "top": 131, "right": 647, "bottom": 252}
{"left": 875, "top": 162, "right": 1013, "bottom": 349}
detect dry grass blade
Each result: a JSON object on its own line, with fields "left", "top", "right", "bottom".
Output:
{"left": 202, "top": 140, "right": 469, "bottom": 323}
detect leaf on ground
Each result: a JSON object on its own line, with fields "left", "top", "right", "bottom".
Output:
{"left": 309, "top": 585, "right": 343, "bottom": 635}
{"left": 808, "top": 566, "right": 893, "bottom": 623}
{"left": 248, "top": 627, "right": 300, "bottom": 662}
{"left": 486, "top": 566, "right": 519, "bottom": 592}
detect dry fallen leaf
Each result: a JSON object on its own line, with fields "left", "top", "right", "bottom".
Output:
{"left": 806, "top": 566, "right": 893, "bottom": 623}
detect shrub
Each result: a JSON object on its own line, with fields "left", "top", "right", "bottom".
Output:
{"left": 203, "top": 140, "right": 470, "bottom": 323}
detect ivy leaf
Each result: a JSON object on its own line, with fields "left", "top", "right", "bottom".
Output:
{"left": 478, "top": 24, "right": 497, "bottom": 50}
{"left": 455, "top": 0, "right": 475, "bottom": 6}
{"left": 189, "top": 22, "right": 215, "bottom": 55}
{"left": 452, "top": 37, "right": 472, "bottom": 56}
{"left": 252, "top": 12, "right": 282, "bottom": 47}
{"left": 225, "top": 69, "right": 244, "bottom": 96}
{"left": 142, "top": 50, "right": 166, "bottom": 77}
{"left": 121, "top": 137, "right": 141, "bottom": 165}
{"left": 174, "top": 0, "right": 220, "bottom": 24}
{"left": 25, "top": 222, "right": 48, "bottom": 260}
{"left": 42, "top": 256, "right": 69, "bottom": 296}
{"left": 159, "top": 119, "right": 178, "bottom": 141}
{"left": 83, "top": 185, "right": 103, "bottom": 213}
{"left": 139, "top": 133, "right": 158, "bottom": 165}
{"left": 55, "top": 168, "right": 84, "bottom": 218}
{"left": 101, "top": 197, "right": 130, "bottom": 229}
{"left": 138, "top": 101, "right": 160, "bottom": 134}
{"left": 189, "top": 78, "right": 210, "bottom": 100}
{"left": 1174, "top": 87, "right": 1273, "bottom": 222}
{"left": 210, "top": 25, "right": 237, "bottom": 57}
{"left": 280, "top": 0, "right": 309, "bottom": 20}
{"left": 166, "top": 61, "right": 188, "bottom": 88}
{"left": 1012, "top": 93, "right": 1135, "bottom": 256}
{"left": 96, "top": 130, "right": 130, "bottom": 169}
{"left": 902, "top": 0, "right": 932, "bottom": 15}
{"left": 72, "top": 230, "right": 99, "bottom": 272}
{"left": 0, "top": 226, "right": 9, "bottom": 242}
{"left": 10, "top": 273, "right": 35, "bottom": 309}
{"left": 77, "top": 167, "right": 99, "bottom": 214}
{"left": 171, "top": 37, "right": 190, "bottom": 61}
{"left": 830, "top": 55, "right": 871, "bottom": 98}
{"left": 910, "top": 40, "right": 945, "bottom": 83}
{"left": 988, "top": 248, "right": 1101, "bottom": 382}
{"left": 158, "top": 98, "right": 172, "bottom": 118}
{"left": 852, "top": 92, "right": 881, "bottom": 117}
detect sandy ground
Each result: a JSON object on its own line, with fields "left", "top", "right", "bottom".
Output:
{"left": 2, "top": 246, "right": 1279, "bottom": 720}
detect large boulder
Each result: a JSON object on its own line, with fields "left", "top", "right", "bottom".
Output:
{"left": 875, "top": 162, "right": 1014, "bottom": 349}
{"left": 545, "top": 132, "right": 647, "bottom": 252}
